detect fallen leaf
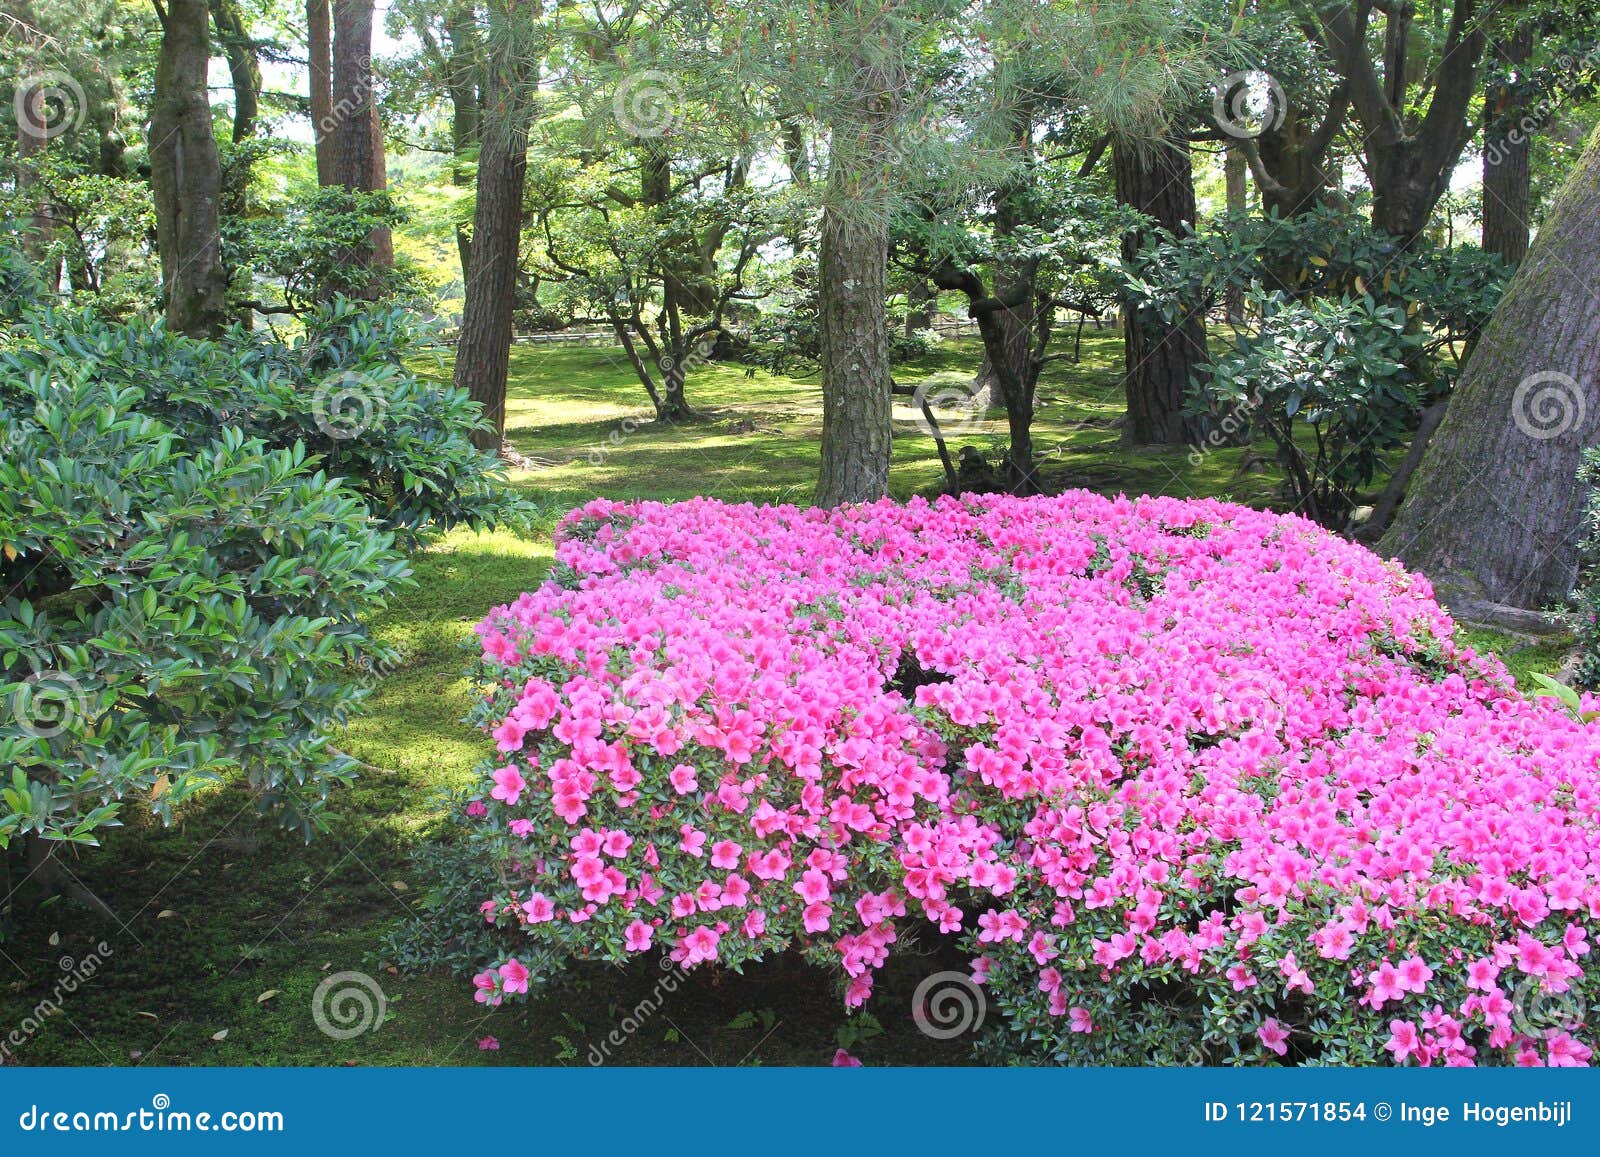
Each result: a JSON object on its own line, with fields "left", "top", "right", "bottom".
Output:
{"left": 48, "top": 931, "right": 60, "bottom": 946}
{"left": 211, "top": 1029, "right": 229, "bottom": 1042}
{"left": 256, "top": 990, "right": 281, "bottom": 1004}
{"left": 157, "top": 910, "right": 176, "bottom": 919}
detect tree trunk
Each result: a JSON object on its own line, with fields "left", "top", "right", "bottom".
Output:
{"left": 814, "top": 28, "right": 898, "bottom": 508}
{"left": 15, "top": 84, "right": 51, "bottom": 269}
{"left": 329, "top": 0, "right": 390, "bottom": 278}
{"left": 209, "top": 0, "right": 260, "bottom": 145}
{"left": 1223, "top": 142, "right": 1247, "bottom": 323}
{"left": 446, "top": 1, "right": 482, "bottom": 186}
{"left": 1316, "top": 0, "right": 1485, "bottom": 246}
{"left": 905, "top": 276, "right": 932, "bottom": 336}
{"left": 1251, "top": 94, "right": 1346, "bottom": 221}
{"left": 815, "top": 206, "right": 892, "bottom": 506}
{"left": 1379, "top": 125, "right": 1600, "bottom": 611}
{"left": 1482, "top": 23, "right": 1534, "bottom": 266}
{"left": 150, "top": 0, "right": 229, "bottom": 337}
{"left": 1113, "top": 135, "right": 1206, "bottom": 446}
{"left": 453, "top": 0, "right": 536, "bottom": 453}
{"left": 308, "top": 0, "right": 336, "bottom": 185}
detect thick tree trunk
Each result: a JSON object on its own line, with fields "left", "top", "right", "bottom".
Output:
{"left": 453, "top": 0, "right": 536, "bottom": 453}
{"left": 150, "top": 0, "right": 229, "bottom": 337}
{"left": 1379, "top": 125, "right": 1600, "bottom": 611}
{"left": 1482, "top": 24, "right": 1534, "bottom": 266}
{"left": 1317, "top": 0, "right": 1484, "bottom": 246}
{"left": 815, "top": 205, "right": 893, "bottom": 506}
{"left": 328, "top": 0, "right": 390, "bottom": 278}
{"left": 814, "top": 27, "right": 898, "bottom": 508}
{"left": 1113, "top": 136, "right": 1206, "bottom": 447}
{"left": 1251, "top": 96, "right": 1345, "bottom": 221}
{"left": 308, "top": 0, "right": 336, "bottom": 185}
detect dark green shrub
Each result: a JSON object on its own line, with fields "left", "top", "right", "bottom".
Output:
{"left": 0, "top": 289, "right": 532, "bottom": 853}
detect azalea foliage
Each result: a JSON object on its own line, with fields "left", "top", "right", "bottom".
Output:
{"left": 460, "top": 493, "right": 1600, "bottom": 1066}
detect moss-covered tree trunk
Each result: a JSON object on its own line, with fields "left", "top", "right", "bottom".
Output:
{"left": 1379, "top": 125, "right": 1600, "bottom": 613}
{"left": 150, "top": 0, "right": 229, "bottom": 337}
{"left": 1114, "top": 135, "right": 1205, "bottom": 447}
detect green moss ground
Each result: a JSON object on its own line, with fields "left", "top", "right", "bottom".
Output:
{"left": 0, "top": 334, "right": 1569, "bottom": 1067}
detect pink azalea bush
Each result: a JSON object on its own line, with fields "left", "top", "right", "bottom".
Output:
{"left": 460, "top": 492, "right": 1600, "bottom": 1066}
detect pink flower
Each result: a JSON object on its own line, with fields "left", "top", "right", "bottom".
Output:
{"left": 498, "top": 958, "right": 530, "bottom": 995}
{"left": 832, "top": 1049, "right": 862, "bottom": 1067}
{"left": 624, "top": 919, "right": 654, "bottom": 952}
{"left": 1068, "top": 1008, "right": 1093, "bottom": 1033}
{"left": 1257, "top": 1018, "right": 1290, "bottom": 1057}
{"left": 1396, "top": 956, "right": 1434, "bottom": 994}
{"left": 668, "top": 765, "right": 699, "bottom": 794}
{"left": 471, "top": 970, "right": 500, "bottom": 1006}
{"left": 477, "top": 1036, "right": 500, "bottom": 1051}
{"left": 490, "top": 763, "right": 526, "bottom": 806}
{"left": 679, "top": 925, "right": 721, "bottom": 966}
{"left": 1385, "top": 1020, "right": 1421, "bottom": 1064}
{"left": 711, "top": 840, "right": 742, "bottom": 870}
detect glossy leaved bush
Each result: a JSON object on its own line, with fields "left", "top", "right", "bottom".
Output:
{"left": 458, "top": 493, "right": 1600, "bottom": 1066}
{"left": 0, "top": 276, "right": 532, "bottom": 852}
